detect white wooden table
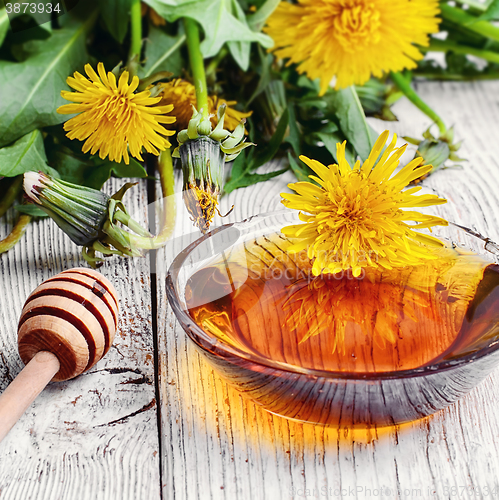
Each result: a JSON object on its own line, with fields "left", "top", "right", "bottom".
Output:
{"left": 1, "top": 80, "right": 499, "bottom": 500}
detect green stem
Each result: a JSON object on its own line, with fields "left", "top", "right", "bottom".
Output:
{"left": 440, "top": 3, "right": 499, "bottom": 43}
{"left": 424, "top": 38, "right": 499, "bottom": 65}
{"left": 113, "top": 210, "right": 151, "bottom": 237}
{"left": 155, "top": 148, "right": 176, "bottom": 244}
{"left": 131, "top": 149, "right": 176, "bottom": 249}
{"left": 0, "top": 215, "right": 31, "bottom": 254}
{"left": 450, "top": 0, "right": 486, "bottom": 12}
{"left": 129, "top": 0, "right": 143, "bottom": 62}
{"left": 390, "top": 71, "right": 447, "bottom": 136}
{"left": 184, "top": 17, "right": 209, "bottom": 118}
{"left": 0, "top": 176, "right": 22, "bottom": 218}
{"left": 0, "top": 8, "right": 10, "bottom": 43}
{"left": 206, "top": 46, "right": 228, "bottom": 79}
{"left": 414, "top": 71, "right": 499, "bottom": 81}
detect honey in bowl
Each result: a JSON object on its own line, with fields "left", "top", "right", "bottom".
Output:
{"left": 167, "top": 216, "right": 499, "bottom": 427}
{"left": 186, "top": 232, "right": 498, "bottom": 375}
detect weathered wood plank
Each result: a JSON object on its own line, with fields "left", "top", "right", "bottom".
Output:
{"left": 0, "top": 179, "right": 161, "bottom": 500}
{"left": 156, "top": 80, "right": 499, "bottom": 500}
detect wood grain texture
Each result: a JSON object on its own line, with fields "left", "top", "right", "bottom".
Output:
{"left": 155, "top": 80, "right": 499, "bottom": 500}
{"left": 0, "top": 179, "right": 160, "bottom": 499}
{"left": 1, "top": 80, "right": 499, "bottom": 500}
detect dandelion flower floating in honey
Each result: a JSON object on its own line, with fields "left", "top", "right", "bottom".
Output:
{"left": 156, "top": 79, "right": 252, "bottom": 132}
{"left": 281, "top": 130, "right": 449, "bottom": 277}
{"left": 264, "top": 0, "right": 440, "bottom": 94}
{"left": 57, "top": 63, "right": 176, "bottom": 164}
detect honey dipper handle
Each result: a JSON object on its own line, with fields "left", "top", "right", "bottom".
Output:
{"left": 0, "top": 351, "right": 60, "bottom": 443}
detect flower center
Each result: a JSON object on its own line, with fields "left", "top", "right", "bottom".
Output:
{"left": 332, "top": 1, "right": 381, "bottom": 52}
{"left": 315, "top": 172, "right": 395, "bottom": 255}
{"left": 335, "top": 197, "right": 369, "bottom": 228}
{"left": 93, "top": 88, "right": 138, "bottom": 137}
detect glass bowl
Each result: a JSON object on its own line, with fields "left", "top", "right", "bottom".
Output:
{"left": 166, "top": 210, "right": 499, "bottom": 427}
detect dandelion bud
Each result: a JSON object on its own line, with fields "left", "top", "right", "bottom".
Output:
{"left": 24, "top": 171, "right": 109, "bottom": 247}
{"left": 173, "top": 105, "right": 255, "bottom": 232}
{"left": 23, "top": 172, "right": 152, "bottom": 267}
{"left": 404, "top": 126, "right": 464, "bottom": 183}
{"left": 180, "top": 137, "right": 225, "bottom": 234}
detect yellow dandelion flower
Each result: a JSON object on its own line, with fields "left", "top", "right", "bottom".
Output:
{"left": 208, "top": 95, "right": 252, "bottom": 132}
{"left": 157, "top": 79, "right": 252, "bottom": 131}
{"left": 281, "top": 131, "right": 448, "bottom": 277}
{"left": 155, "top": 79, "right": 196, "bottom": 132}
{"left": 265, "top": 0, "right": 440, "bottom": 94}
{"left": 57, "top": 63, "right": 176, "bottom": 164}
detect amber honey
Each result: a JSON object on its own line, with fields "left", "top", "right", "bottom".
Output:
{"left": 182, "top": 232, "right": 499, "bottom": 426}
{"left": 187, "top": 232, "right": 499, "bottom": 373}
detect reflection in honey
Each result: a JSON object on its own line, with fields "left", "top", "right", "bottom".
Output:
{"left": 184, "top": 232, "right": 499, "bottom": 426}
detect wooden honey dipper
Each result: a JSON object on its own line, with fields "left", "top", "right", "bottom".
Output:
{"left": 0, "top": 268, "right": 119, "bottom": 442}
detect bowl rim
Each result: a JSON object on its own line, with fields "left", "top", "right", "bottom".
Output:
{"left": 166, "top": 212, "right": 499, "bottom": 381}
